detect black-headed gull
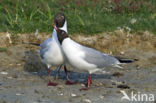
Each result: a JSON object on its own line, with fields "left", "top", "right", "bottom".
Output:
{"left": 29, "top": 13, "right": 76, "bottom": 86}
{"left": 54, "top": 14, "right": 135, "bottom": 90}
{"left": 38, "top": 28, "right": 64, "bottom": 86}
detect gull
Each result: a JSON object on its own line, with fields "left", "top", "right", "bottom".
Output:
{"left": 54, "top": 13, "right": 136, "bottom": 90}
{"left": 31, "top": 28, "right": 64, "bottom": 86}
{"left": 27, "top": 13, "right": 76, "bottom": 86}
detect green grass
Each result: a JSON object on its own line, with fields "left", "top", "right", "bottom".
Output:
{"left": 0, "top": 0, "right": 156, "bottom": 35}
{"left": 0, "top": 47, "right": 8, "bottom": 52}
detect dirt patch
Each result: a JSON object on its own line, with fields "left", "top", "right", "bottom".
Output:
{"left": 0, "top": 31, "right": 156, "bottom": 103}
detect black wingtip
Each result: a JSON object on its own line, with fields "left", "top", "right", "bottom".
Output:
{"left": 116, "top": 57, "right": 138, "bottom": 63}
{"left": 118, "top": 59, "right": 133, "bottom": 63}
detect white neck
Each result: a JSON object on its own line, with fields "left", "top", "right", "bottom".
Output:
{"left": 52, "top": 29, "right": 57, "bottom": 39}
{"left": 59, "top": 20, "right": 67, "bottom": 33}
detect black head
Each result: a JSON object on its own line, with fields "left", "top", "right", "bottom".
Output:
{"left": 54, "top": 12, "right": 66, "bottom": 28}
{"left": 57, "top": 30, "right": 68, "bottom": 44}
{"left": 53, "top": 12, "right": 68, "bottom": 44}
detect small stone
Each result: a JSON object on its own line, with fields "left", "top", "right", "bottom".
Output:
{"left": 58, "top": 92, "right": 63, "bottom": 96}
{"left": 120, "top": 51, "right": 124, "bottom": 55}
{"left": 98, "top": 82, "right": 103, "bottom": 86}
{"left": 17, "top": 63, "right": 21, "bottom": 66}
{"left": 16, "top": 93, "right": 23, "bottom": 96}
{"left": 7, "top": 76, "right": 13, "bottom": 79}
{"left": 57, "top": 85, "right": 64, "bottom": 89}
{"left": 0, "top": 71, "right": 8, "bottom": 75}
{"left": 83, "top": 99, "right": 91, "bottom": 103}
{"left": 81, "top": 84, "right": 85, "bottom": 87}
{"left": 99, "top": 95, "right": 104, "bottom": 99}
{"left": 111, "top": 80, "right": 122, "bottom": 85}
{"left": 71, "top": 93, "right": 77, "bottom": 97}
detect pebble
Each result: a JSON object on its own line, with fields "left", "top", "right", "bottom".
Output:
{"left": 16, "top": 93, "right": 23, "bottom": 96}
{"left": 81, "top": 84, "right": 85, "bottom": 87}
{"left": 17, "top": 63, "right": 21, "bottom": 66}
{"left": 57, "top": 85, "right": 64, "bottom": 89}
{"left": 120, "top": 51, "right": 125, "bottom": 55}
{"left": 83, "top": 99, "right": 91, "bottom": 103}
{"left": 58, "top": 92, "right": 63, "bottom": 96}
{"left": 111, "top": 80, "right": 122, "bottom": 85}
{"left": 0, "top": 71, "right": 8, "bottom": 75}
{"left": 99, "top": 95, "right": 104, "bottom": 99}
{"left": 7, "top": 76, "right": 13, "bottom": 79}
{"left": 71, "top": 93, "right": 77, "bottom": 97}
{"left": 95, "top": 82, "right": 105, "bottom": 86}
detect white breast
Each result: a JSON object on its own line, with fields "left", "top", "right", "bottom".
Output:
{"left": 42, "top": 30, "right": 65, "bottom": 66}
{"left": 62, "top": 38, "right": 98, "bottom": 73}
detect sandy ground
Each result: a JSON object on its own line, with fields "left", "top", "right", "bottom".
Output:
{"left": 0, "top": 31, "right": 156, "bottom": 103}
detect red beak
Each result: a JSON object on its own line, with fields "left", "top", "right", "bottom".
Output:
{"left": 53, "top": 20, "right": 58, "bottom": 31}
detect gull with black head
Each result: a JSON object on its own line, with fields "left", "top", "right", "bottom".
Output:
{"left": 54, "top": 13, "right": 135, "bottom": 90}
{"left": 30, "top": 13, "right": 76, "bottom": 86}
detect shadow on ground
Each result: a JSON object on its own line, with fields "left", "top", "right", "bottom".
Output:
{"left": 23, "top": 50, "right": 112, "bottom": 84}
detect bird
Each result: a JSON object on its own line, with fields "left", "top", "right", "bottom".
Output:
{"left": 53, "top": 13, "right": 136, "bottom": 90}
{"left": 38, "top": 28, "right": 64, "bottom": 86}
{"left": 27, "top": 13, "right": 76, "bottom": 86}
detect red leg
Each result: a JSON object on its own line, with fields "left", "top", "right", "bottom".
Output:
{"left": 64, "top": 66, "right": 77, "bottom": 85}
{"left": 47, "top": 69, "right": 58, "bottom": 86}
{"left": 80, "top": 74, "right": 92, "bottom": 91}
{"left": 89, "top": 75, "right": 92, "bottom": 84}
{"left": 87, "top": 74, "right": 92, "bottom": 86}
{"left": 48, "top": 69, "right": 50, "bottom": 75}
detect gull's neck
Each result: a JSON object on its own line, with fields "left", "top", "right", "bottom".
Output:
{"left": 59, "top": 20, "right": 67, "bottom": 33}
{"left": 52, "top": 29, "right": 58, "bottom": 40}
{"left": 57, "top": 30, "right": 69, "bottom": 45}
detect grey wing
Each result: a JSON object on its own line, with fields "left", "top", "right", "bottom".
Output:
{"left": 82, "top": 46, "right": 120, "bottom": 68}
{"left": 39, "top": 47, "right": 49, "bottom": 59}
{"left": 39, "top": 38, "right": 52, "bottom": 59}
{"left": 40, "top": 38, "right": 52, "bottom": 49}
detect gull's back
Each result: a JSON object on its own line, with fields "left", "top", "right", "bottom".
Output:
{"left": 63, "top": 38, "right": 120, "bottom": 69}
{"left": 82, "top": 46, "right": 120, "bottom": 68}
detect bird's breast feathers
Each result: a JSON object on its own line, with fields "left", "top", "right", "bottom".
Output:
{"left": 62, "top": 38, "right": 96, "bottom": 69}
